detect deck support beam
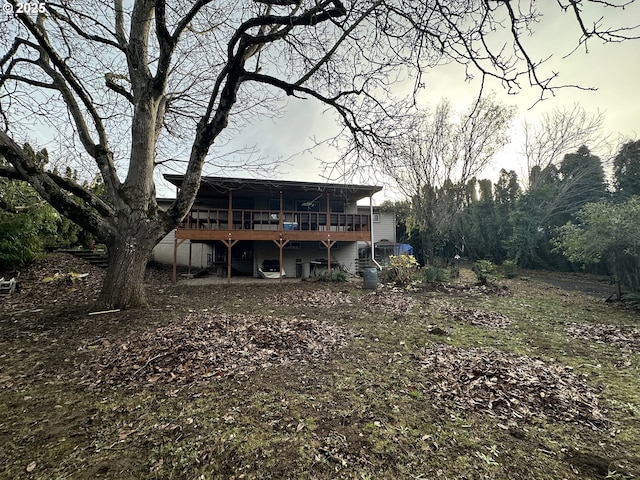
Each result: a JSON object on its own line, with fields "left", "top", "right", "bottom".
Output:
{"left": 319, "top": 235, "right": 336, "bottom": 273}
{"left": 272, "top": 235, "right": 289, "bottom": 281}
{"left": 172, "top": 235, "right": 187, "bottom": 283}
{"left": 221, "top": 234, "right": 238, "bottom": 284}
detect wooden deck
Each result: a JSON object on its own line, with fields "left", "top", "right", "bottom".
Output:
{"left": 172, "top": 208, "right": 374, "bottom": 283}
{"left": 175, "top": 208, "right": 373, "bottom": 242}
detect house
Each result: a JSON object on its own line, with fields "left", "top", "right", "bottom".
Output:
{"left": 152, "top": 175, "right": 383, "bottom": 281}
{"left": 356, "top": 205, "right": 412, "bottom": 267}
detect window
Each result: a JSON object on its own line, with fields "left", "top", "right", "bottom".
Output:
{"left": 330, "top": 201, "right": 345, "bottom": 213}
{"left": 318, "top": 242, "right": 340, "bottom": 250}
{"left": 372, "top": 213, "right": 380, "bottom": 223}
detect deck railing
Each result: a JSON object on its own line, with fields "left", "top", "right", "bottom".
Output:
{"left": 179, "top": 209, "right": 371, "bottom": 232}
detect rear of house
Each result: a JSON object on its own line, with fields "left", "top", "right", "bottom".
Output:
{"left": 152, "top": 175, "right": 382, "bottom": 280}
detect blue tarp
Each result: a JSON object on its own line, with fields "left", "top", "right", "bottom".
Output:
{"left": 395, "top": 243, "right": 413, "bottom": 256}
{"left": 374, "top": 241, "right": 414, "bottom": 259}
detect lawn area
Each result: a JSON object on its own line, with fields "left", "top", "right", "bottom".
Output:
{"left": 1, "top": 254, "right": 639, "bottom": 479}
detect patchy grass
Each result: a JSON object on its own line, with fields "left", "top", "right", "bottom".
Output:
{"left": 1, "top": 257, "right": 639, "bottom": 479}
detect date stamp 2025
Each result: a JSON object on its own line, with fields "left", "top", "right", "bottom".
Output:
{"left": 3, "top": 1, "right": 47, "bottom": 14}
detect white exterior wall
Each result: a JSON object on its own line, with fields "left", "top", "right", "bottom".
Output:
{"left": 152, "top": 230, "right": 213, "bottom": 269}
{"left": 357, "top": 208, "right": 396, "bottom": 253}
{"left": 372, "top": 211, "right": 396, "bottom": 243}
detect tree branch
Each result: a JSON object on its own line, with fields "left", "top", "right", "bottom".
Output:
{"left": 8, "top": 7, "right": 122, "bottom": 199}
{"left": 0, "top": 134, "right": 113, "bottom": 237}
{"left": 0, "top": 163, "right": 114, "bottom": 218}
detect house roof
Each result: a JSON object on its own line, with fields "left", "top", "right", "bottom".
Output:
{"left": 163, "top": 174, "right": 382, "bottom": 200}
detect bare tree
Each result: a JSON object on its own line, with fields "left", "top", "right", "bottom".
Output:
{"left": 0, "top": 0, "right": 638, "bottom": 308}
{"left": 379, "top": 96, "right": 515, "bottom": 262}
{"left": 522, "top": 104, "right": 606, "bottom": 188}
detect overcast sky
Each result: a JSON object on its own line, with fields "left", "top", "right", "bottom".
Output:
{"left": 177, "top": 2, "right": 640, "bottom": 204}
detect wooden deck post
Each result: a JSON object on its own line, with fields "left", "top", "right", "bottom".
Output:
{"left": 279, "top": 191, "right": 283, "bottom": 230}
{"left": 272, "top": 236, "right": 289, "bottom": 282}
{"left": 320, "top": 235, "right": 336, "bottom": 273}
{"left": 172, "top": 235, "right": 186, "bottom": 283}
{"left": 221, "top": 233, "right": 238, "bottom": 284}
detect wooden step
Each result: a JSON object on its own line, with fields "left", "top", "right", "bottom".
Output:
{"left": 57, "top": 249, "right": 109, "bottom": 268}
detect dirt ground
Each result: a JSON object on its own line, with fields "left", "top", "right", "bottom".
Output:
{"left": 1, "top": 254, "right": 639, "bottom": 479}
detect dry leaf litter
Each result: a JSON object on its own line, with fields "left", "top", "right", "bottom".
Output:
{"left": 1, "top": 252, "right": 170, "bottom": 313}
{"left": 265, "top": 289, "right": 354, "bottom": 308}
{"left": 1, "top": 253, "right": 105, "bottom": 310}
{"left": 439, "top": 303, "right": 512, "bottom": 329}
{"left": 420, "top": 344, "right": 605, "bottom": 425}
{"left": 4, "top": 254, "right": 608, "bottom": 428}
{"left": 564, "top": 322, "right": 640, "bottom": 353}
{"left": 80, "top": 312, "right": 350, "bottom": 389}
{"left": 265, "top": 288, "right": 417, "bottom": 314}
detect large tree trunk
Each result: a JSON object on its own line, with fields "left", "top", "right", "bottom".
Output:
{"left": 96, "top": 214, "right": 166, "bottom": 309}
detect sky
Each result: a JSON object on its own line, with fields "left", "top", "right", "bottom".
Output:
{"left": 6, "top": 2, "right": 637, "bottom": 203}
{"left": 185, "top": 1, "right": 640, "bottom": 205}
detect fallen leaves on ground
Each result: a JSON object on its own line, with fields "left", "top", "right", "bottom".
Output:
{"left": 265, "top": 288, "right": 417, "bottom": 314}
{"left": 438, "top": 304, "right": 512, "bottom": 329}
{"left": 79, "top": 312, "right": 350, "bottom": 389}
{"left": 0, "top": 253, "right": 105, "bottom": 311}
{"left": 564, "top": 322, "right": 640, "bottom": 353}
{"left": 427, "top": 283, "right": 511, "bottom": 297}
{"left": 360, "top": 290, "right": 417, "bottom": 314}
{"left": 420, "top": 344, "right": 604, "bottom": 425}
{"left": 265, "top": 289, "right": 354, "bottom": 308}
{"left": 0, "top": 253, "right": 171, "bottom": 313}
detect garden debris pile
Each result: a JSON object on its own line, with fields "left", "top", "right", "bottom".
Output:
{"left": 81, "top": 312, "right": 350, "bottom": 388}
{"left": 564, "top": 322, "right": 640, "bottom": 353}
{"left": 420, "top": 344, "right": 604, "bottom": 424}
{"left": 439, "top": 304, "right": 512, "bottom": 329}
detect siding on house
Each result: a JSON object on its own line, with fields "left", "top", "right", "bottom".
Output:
{"left": 153, "top": 230, "right": 213, "bottom": 269}
{"left": 356, "top": 206, "right": 396, "bottom": 244}
{"left": 372, "top": 210, "right": 396, "bottom": 243}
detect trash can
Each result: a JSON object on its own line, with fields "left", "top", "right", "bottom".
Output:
{"left": 363, "top": 267, "right": 378, "bottom": 289}
{"left": 302, "top": 262, "right": 311, "bottom": 279}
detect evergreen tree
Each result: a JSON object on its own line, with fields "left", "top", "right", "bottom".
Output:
{"left": 613, "top": 140, "right": 640, "bottom": 198}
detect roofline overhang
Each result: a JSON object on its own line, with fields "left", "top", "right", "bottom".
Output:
{"left": 163, "top": 174, "right": 383, "bottom": 199}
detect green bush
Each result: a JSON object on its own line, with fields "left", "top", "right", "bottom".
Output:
{"left": 502, "top": 260, "right": 518, "bottom": 279}
{"left": 312, "top": 270, "right": 347, "bottom": 282}
{"left": 424, "top": 264, "right": 448, "bottom": 283}
{"left": 473, "top": 259, "right": 500, "bottom": 286}
{"left": 0, "top": 212, "right": 46, "bottom": 270}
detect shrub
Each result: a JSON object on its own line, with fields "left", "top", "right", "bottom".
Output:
{"left": 424, "top": 264, "right": 448, "bottom": 283}
{"left": 387, "top": 255, "right": 420, "bottom": 286}
{"left": 313, "top": 270, "right": 347, "bottom": 282}
{"left": 473, "top": 259, "right": 500, "bottom": 286}
{"left": 502, "top": 260, "right": 518, "bottom": 279}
